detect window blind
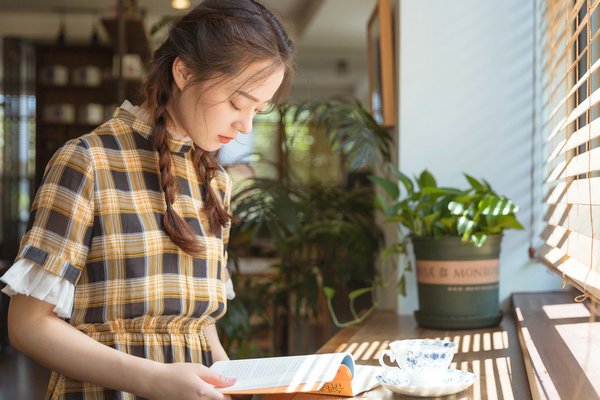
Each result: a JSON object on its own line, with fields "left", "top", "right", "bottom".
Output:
{"left": 538, "top": 0, "right": 600, "bottom": 302}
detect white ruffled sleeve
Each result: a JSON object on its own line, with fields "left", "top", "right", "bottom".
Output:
{"left": 224, "top": 253, "right": 236, "bottom": 301}
{"left": 225, "top": 276, "right": 236, "bottom": 300}
{"left": 0, "top": 259, "right": 74, "bottom": 319}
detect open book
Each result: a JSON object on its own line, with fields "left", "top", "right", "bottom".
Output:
{"left": 210, "top": 352, "right": 382, "bottom": 397}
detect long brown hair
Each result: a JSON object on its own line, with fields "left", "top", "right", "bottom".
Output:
{"left": 143, "top": 0, "right": 294, "bottom": 257}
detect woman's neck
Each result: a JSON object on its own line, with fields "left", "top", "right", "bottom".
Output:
{"left": 142, "top": 101, "right": 192, "bottom": 142}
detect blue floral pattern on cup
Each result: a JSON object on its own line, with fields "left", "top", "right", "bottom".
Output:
{"left": 378, "top": 339, "right": 458, "bottom": 387}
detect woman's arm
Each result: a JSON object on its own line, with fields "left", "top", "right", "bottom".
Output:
{"left": 203, "top": 323, "right": 229, "bottom": 362}
{"left": 8, "top": 294, "right": 234, "bottom": 400}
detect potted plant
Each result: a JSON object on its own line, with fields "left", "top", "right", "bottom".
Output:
{"left": 371, "top": 167, "right": 525, "bottom": 329}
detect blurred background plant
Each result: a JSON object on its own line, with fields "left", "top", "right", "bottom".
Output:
{"left": 218, "top": 98, "right": 394, "bottom": 356}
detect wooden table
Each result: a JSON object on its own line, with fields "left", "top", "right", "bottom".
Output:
{"left": 267, "top": 310, "right": 532, "bottom": 399}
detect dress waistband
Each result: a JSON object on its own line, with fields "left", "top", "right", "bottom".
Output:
{"left": 76, "top": 315, "right": 214, "bottom": 335}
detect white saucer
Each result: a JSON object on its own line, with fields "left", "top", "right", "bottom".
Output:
{"left": 376, "top": 368, "right": 477, "bottom": 397}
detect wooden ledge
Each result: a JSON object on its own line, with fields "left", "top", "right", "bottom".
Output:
{"left": 512, "top": 290, "right": 600, "bottom": 400}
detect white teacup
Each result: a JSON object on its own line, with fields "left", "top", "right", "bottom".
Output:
{"left": 378, "top": 339, "right": 457, "bottom": 387}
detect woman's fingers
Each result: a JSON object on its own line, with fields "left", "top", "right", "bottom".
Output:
{"left": 195, "top": 365, "right": 237, "bottom": 388}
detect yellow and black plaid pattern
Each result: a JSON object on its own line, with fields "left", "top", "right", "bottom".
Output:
{"left": 16, "top": 107, "right": 232, "bottom": 400}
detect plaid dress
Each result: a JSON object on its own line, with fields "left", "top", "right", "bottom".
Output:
{"left": 15, "top": 106, "right": 232, "bottom": 399}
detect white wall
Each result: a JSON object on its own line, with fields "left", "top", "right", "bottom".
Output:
{"left": 396, "top": 0, "right": 563, "bottom": 314}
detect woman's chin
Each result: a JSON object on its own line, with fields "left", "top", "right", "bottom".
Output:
{"left": 198, "top": 143, "right": 223, "bottom": 152}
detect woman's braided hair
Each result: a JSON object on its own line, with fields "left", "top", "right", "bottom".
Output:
{"left": 142, "top": 0, "right": 294, "bottom": 257}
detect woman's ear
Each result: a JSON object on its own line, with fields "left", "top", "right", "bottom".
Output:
{"left": 172, "top": 57, "right": 192, "bottom": 91}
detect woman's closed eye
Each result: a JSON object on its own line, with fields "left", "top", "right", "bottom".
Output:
{"left": 229, "top": 101, "right": 241, "bottom": 111}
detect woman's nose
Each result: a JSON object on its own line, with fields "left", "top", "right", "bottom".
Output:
{"left": 234, "top": 113, "right": 253, "bottom": 135}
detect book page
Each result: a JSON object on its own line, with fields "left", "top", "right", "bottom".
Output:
{"left": 351, "top": 365, "right": 383, "bottom": 395}
{"left": 211, "top": 353, "right": 354, "bottom": 392}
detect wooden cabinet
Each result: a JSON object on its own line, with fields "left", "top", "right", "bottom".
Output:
{"left": 34, "top": 44, "right": 142, "bottom": 187}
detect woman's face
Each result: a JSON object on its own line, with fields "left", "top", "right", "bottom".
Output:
{"left": 168, "top": 58, "right": 285, "bottom": 152}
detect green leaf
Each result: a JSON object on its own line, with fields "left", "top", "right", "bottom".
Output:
{"left": 471, "top": 232, "right": 488, "bottom": 247}
{"left": 452, "top": 194, "right": 479, "bottom": 204}
{"left": 332, "top": 125, "right": 363, "bottom": 149}
{"left": 380, "top": 243, "right": 405, "bottom": 260}
{"left": 348, "top": 287, "right": 372, "bottom": 301}
{"left": 496, "top": 214, "right": 525, "bottom": 230}
{"left": 422, "top": 211, "right": 441, "bottom": 233}
{"left": 397, "top": 275, "right": 407, "bottom": 296}
{"left": 457, "top": 216, "right": 476, "bottom": 236}
{"left": 391, "top": 200, "right": 412, "bottom": 214}
{"left": 482, "top": 178, "right": 496, "bottom": 194}
{"left": 389, "top": 165, "right": 414, "bottom": 196}
{"left": 484, "top": 214, "right": 498, "bottom": 227}
{"left": 448, "top": 201, "right": 466, "bottom": 215}
{"left": 478, "top": 196, "right": 519, "bottom": 216}
{"left": 439, "top": 217, "right": 456, "bottom": 229}
{"left": 431, "top": 194, "right": 455, "bottom": 214}
{"left": 464, "top": 173, "right": 484, "bottom": 191}
{"left": 330, "top": 125, "right": 362, "bottom": 146}
{"left": 417, "top": 170, "right": 437, "bottom": 189}
{"left": 349, "top": 145, "right": 369, "bottom": 171}
{"left": 369, "top": 176, "right": 400, "bottom": 199}
{"left": 420, "top": 187, "right": 460, "bottom": 196}
{"left": 323, "top": 286, "right": 336, "bottom": 300}
{"left": 374, "top": 192, "right": 389, "bottom": 214}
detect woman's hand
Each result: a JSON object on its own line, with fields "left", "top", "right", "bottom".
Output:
{"left": 148, "top": 362, "right": 236, "bottom": 400}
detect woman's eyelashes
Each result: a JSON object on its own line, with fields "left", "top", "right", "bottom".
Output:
{"left": 230, "top": 98, "right": 268, "bottom": 114}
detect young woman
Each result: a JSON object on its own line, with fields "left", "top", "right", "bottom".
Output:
{"left": 0, "top": 1, "right": 294, "bottom": 398}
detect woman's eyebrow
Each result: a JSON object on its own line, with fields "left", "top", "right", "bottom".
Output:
{"left": 236, "top": 90, "right": 271, "bottom": 104}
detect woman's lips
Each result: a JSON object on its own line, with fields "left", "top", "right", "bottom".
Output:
{"left": 218, "top": 135, "right": 233, "bottom": 144}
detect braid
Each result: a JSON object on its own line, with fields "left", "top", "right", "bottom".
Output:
{"left": 147, "top": 70, "right": 206, "bottom": 257}
{"left": 192, "top": 146, "right": 232, "bottom": 235}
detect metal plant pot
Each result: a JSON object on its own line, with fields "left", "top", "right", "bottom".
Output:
{"left": 412, "top": 235, "right": 503, "bottom": 329}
